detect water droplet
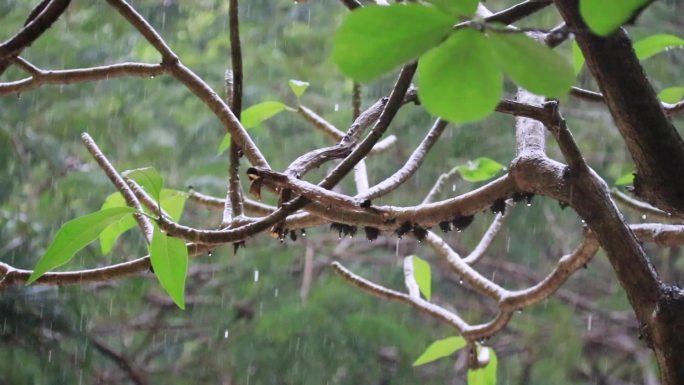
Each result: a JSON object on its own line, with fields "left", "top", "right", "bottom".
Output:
{"left": 274, "top": 288, "right": 279, "bottom": 297}
{"left": 224, "top": 329, "right": 230, "bottom": 339}
{"left": 334, "top": 103, "right": 339, "bottom": 111}
{"left": 47, "top": 350, "right": 52, "bottom": 362}
{"left": 641, "top": 214, "right": 646, "bottom": 220}
{"left": 516, "top": 309, "right": 523, "bottom": 314}
{"left": 253, "top": 270, "right": 259, "bottom": 282}
{"left": 587, "top": 314, "right": 593, "bottom": 331}
{"left": 301, "top": 230, "right": 307, "bottom": 237}
{"left": 452, "top": 184, "right": 456, "bottom": 192}
{"left": 458, "top": 279, "right": 463, "bottom": 284}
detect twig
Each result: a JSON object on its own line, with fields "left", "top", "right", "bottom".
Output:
{"left": 423, "top": 231, "right": 507, "bottom": 301}
{"left": 612, "top": 189, "right": 682, "bottom": 223}
{"left": 0, "top": 62, "right": 168, "bottom": 96}
{"left": 105, "top": 0, "right": 270, "bottom": 169}
{"left": 0, "top": 0, "right": 71, "bottom": 75}
{"left": 462, "top": 209, "right": 508, "bottom": 265}
{"left": 81, "top": 133, "right": 153, "bottom": 242}
{"left": 362, "top": 119, "right": 448, "bottom": 200}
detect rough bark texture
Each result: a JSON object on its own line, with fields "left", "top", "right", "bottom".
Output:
{"left": 553, "top": 1, "right": 684, "bottom": 383}
{"left": 554, "top": 0, "right": 684, "bottom": 217}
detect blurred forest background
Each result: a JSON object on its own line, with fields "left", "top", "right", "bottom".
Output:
{"left": 1, "top": 0, "right": 683, "bottom": 384}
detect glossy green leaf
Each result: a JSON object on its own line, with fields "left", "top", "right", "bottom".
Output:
{"left": 218, "top": 101, "right": 290, "bottom": 154}
{"left": 468, "top": 347, "right": 498, "bottom": 385}
{"left": 99, "top": 189, "right": 187, "bottom": 254}
{"left": 27, "top": 207, "right": 137, "bottom": 284}
{"left": 633, "top": 34, "right": 684, "bottom": 60}
{"left": 288, "top": 79, "right": 310, "bottom": 99}
{"left": 242, "top": 101, "right": 289, "bottom": 129}
{"left": 456, "top": 157, "right": 504, "bottom": 182}
{"left": 615, "top": 171, "right": 635, "bottom": 186}
{"left": 488, "top": 32, "right": 574, "bottom": 98}
{"left": 418, "top": 29, "right": 502, "bottom": 124}
{"left": 659, "top": 87, "right": 684, "bottom": 104}
{"left": 572, "top": 39, "right": 585, "bottom": 75}
{"left": 122, "top": 167, "right": 164, "bottom": 203}
{"left": 426, "top": 0, "right": 478, "bottom": 16}
{"left": 332, "top": 4, "right": 454, "bottom": 82}
{"left": 149, "top": 226, "right": 188, "bottom": 309}
{"left": 411, "top": 255, "right": 431, "bottom": 300}
{"left": 579, "top": 0, "right": 651, "bottom": 36}
{"left": 413, "top": 336, "right": 466, "bottom": 366}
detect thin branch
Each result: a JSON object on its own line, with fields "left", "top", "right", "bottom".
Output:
{"left": 422, "top": 167, "right": 460, "bottom": 204}
{"left": 362, "top": 119, "right": 448, "bottom": 201}
{"left": 0, "top": 244, "right": 210, "bottom": 288}
{"left": 462, "top": 209, "right": 509, "bottom": 265}
{"left": 0, "top": 62, "right": 168, "bottom": 96}
{"left": 81, "top": 133, "right": 153, "bottom": 242}
{"left": 105, "top": 0, "right": 270, "bottom": 169}
{"left": 571, "top": 86, "right": 684, "bottom": 116}
{"left": 296, "top": 104, "right": 397, "bottom": 154}
{"left": 0, "top": 0, "right": 71, "bottom": 75}
{"left": 423, "top": 231, "right": 507, "bottom": 301}
{"left": 483, "top": 0, "right": 552, "bottom": 25}
{"left": 612, "top": 188, "right": 682, "bottom": 224}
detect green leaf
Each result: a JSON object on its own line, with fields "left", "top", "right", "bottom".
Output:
{"left": 456, "top": 157, "right": 504, "bottom": 182}
{"left": 99, "top": 189, "right": 187, "bottom": 254}
{"left": 332, "top": 4, "right": 454, "bottom": 82}
{"left": 288, "top": 79, "right": 310, "bottom": 99}
{"left": 122, "top": 167, "right": 164, "bottom": 203}
{"left": 572, "top": 39, "right": 585, "bottom": 75}
{"left": 659, "top": 87, "right": 684, "bottom": 104}
{"left": 615, "top": 171, "right": 635, "bottom": 186}
{"left": 487, "top": 32, "right": 574, "bottom": 98}
{"left": 149, "top": 226, "right": 188, "bottom": 309}
{"left": 411, "top": 255, "right": 431, "bottom": 300}
{"left": 218, "top": 99, "right": 290, "bottom": 155}
{"left": 633, "top": 34, "right": 684, "bottom": 60}
{"left": 242, "top": 101, "right": 288, "bottom": 129}
{"left": 579, "top": 0, "right": 651, "bottom": 37}
{"left": 426, "top": 0, "right": 478, "bottom": 17}
{"left": 468, "top": 347, "right": 498, "bottom": 385}
{"left": 413, "top": 336, "right": 466, "bottom": 366}
{"left": 27, "top": 207, "right": 137, "bottom": 284}
{"left": 418, "top": 29, "right": 502, "bottom": 124}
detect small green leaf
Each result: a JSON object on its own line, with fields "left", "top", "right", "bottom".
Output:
{"left": 149, "top": 226, "right": 188, "bottom": 309}
{"left": 633, "top": 34, "right": 684, "bottom": 60}
{"left": 426, "top": 0, "right": 478, "bottom": 16}
{"left": 579, "top": 0, "right": 651, "bottom": 36}
{"left": 615, "top": 171, "right": 635, "bottom": 186}
{"left": 456, "top": 157, "right": 504, "bottom": 182}
{"left": 418, "top": 29, "right": 502, "bottom": 124}
{"left": 122, "top": 167, "right": 164, "bottom": 203}
{"left": 27, "top": 207, "right": 137, "bottom": 284}
{"left": 572, "top": 39, "right": 585, "bottom": 75}
{"left": 659, "top": 87, "right": 684, "bottom": 104}
{"left": 288, "top": 79, "right": 310, "bottom": 99}
{"left": 487, "top": 32, "right": 574, "bottom": 98}
{"left": 99, "top": 189, "right": 187, "bottom": 254}
{"left": 242, "top": 101, "right": 288, "bottom": 129}
{"left": 468, "top": 347, "right": 498, "bottom": 385}
{"left": 332, "top": 4, "right": 454, "bottom": 82}
{"left": 411, "top": 255, "right": 432, "bottom": 300}
{"left": 217, "top": 133, "right": 232, "bottom": 155}
{"left": 413, "top": 336, "right": 466, "bottom": 366}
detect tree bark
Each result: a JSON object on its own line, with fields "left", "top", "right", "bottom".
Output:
{"left": 554, "top": 0, "right": 684, "bottom": 217}
{"left": 553, "top": 1, "right": 684, "bottom": 383}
